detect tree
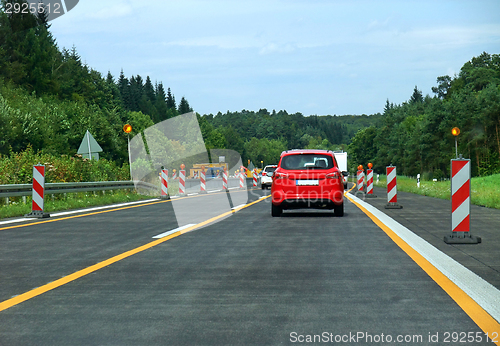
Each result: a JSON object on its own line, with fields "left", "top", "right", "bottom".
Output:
{"left": 166, "top": 87, "right": 176, "bottom": 109}
{"left": 409, "top": 86, "right": 423, "bottom": 104}
{"left": 177, "top": 96, "right": 192, "bottom": 114}
{"left": 432, "top": 75, "right": 452, "bottom": 99}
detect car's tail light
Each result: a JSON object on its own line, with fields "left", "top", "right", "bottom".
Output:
{"left": 274, "top": 172, "right": 289, "bottom": 179}
{"left": 262, "top": 172, "right": 267, "bottom": 176}
{"left": 326, "top": 172, "right": 340, "bottom": 179}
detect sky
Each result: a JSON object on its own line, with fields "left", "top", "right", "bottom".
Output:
{"left": 49, "top": 0, "right": 500, "bottom": 117}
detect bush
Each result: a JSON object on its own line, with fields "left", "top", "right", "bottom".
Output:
{"left": 0, "top": 146, "right": 130, "bottom": 184}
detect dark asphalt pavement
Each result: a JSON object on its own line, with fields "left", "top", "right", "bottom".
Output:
{"left": 359, "top": 185, "right": 500, "bottom": 290}
{"left": 0, "top": 187, "right": 498, "bottom": 345}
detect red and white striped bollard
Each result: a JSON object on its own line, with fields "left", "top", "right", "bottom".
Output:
{"left": 366, "top": 168, "right": 377, "bottom": 197}
{"left": 222, "top": 168, "right": 228, "bottom": 191}
{"left": 178, "top": 165, "right": 186, "bottom": 196}
{"left": 25, "top": 164, "right": 50, "bottom": 218}
{"left": 160, "top": 169, "right": 169, "bottom": 200}
{"left": 357, "top": 169, "right": 364, "bottom": 192}
{"left": 385, "top": 166, "right": 402, "bottom": 209}
{"left": 239, "top": 169, "right": 245, "bottom": 189}
{"left": 200, "top": 167, "right": 207, "bottom": 194}
{"left": 444, "top": 156, "right": 480, "bottom": 244}
{"left": 253, "top": 169, "right": 258, "bottom": 187}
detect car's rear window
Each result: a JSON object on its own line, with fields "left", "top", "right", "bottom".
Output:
{"left": 280, "top": 154, "right": 335, "bottom": 170}
{"left": 264, "top": 166, "right": 277, "bottom": 173}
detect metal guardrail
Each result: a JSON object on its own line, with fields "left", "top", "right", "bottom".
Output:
{"left": 0, "top": 178, "right": 254, "bottom": 199}
{"left": 0, "top": 181, "right": 136, "bottom": 198}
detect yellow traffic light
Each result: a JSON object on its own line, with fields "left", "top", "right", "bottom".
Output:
{"left": 123, "top": 124, "right": 132, "bottom": 134}
{"left": 451, "top": 127, "right": 460, "bottom": 136}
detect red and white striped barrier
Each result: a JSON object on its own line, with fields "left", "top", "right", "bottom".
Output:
{"left": 253, "top": 169, "right": 258, "bottom": 187}
{"left": 385, "top": 166, "right": 402, "bottom": 209}
{"left": 25, "top": 165, "right": 50, "bottom": 218}
{"left": 200, "top": 168, "right": 207, "bottom": 194}
{"left": 222, "top": 169, "right": 228, "bottom": 191}
{"left": 357, "top": 170, "right": 364, "bottom": 192}
{"left": 444, "top": 157, "right": 480, "bottom": 243}
{"left": 178, "top": 169, "right": 186, "bottom": 196}
{"left": 160, "top": 169, "right": 169, "bottom": 199}
{"left": 239, "top": 170, "right": 245, "bottom": 189}
{"left": 366, "top": 169, "right": 373, "bottom": 194}
{"left": 366, "top": 169, "right": 376, "bottom": 197}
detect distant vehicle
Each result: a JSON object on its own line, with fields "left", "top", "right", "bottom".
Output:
{"left": 205, "top": 167, "right": 223, "bottom": 178}
{"left": 271, "top": 149, "right": 344, "bottom": 217}
{"left": 260, "top": 165, "right": 277, "bottom": 189}
{"left": 333, "top": 151, "right": 349, "bottom": 189}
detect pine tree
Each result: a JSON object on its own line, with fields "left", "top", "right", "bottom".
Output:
{"left": 0, "top": 0, "right": 61, "bottom": 94}
{"left": 155, "top": 82, "right": 168, "bottom": 121}
{"left": 166, "top": 87, "right": 176, "bottom": 109}
{"left": 177, "top": 96, "right": 192, "bottom": 114}
{"left": 409, "top": 86, "right": 423, "bottom": 104}
{"left": 144, "top": 76, "right": 155, "bottom": 103}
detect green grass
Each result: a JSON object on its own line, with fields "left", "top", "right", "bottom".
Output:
{"left": 373, "top": 173, "right": 500, "bottom": 209}
{"left": 0, "top": 190, "right": 153, "bottom": 219}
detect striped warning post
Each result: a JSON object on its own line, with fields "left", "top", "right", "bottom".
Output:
{"left": 356, "top": 170, "right": 364, "bottom": 192}
{"left": 222, "top": 168, "right": 228, "bottom": 191}
{"left": 178, "top": 169, "right": 186, "bottom": 196}
{"left": 444, "top": 157, "right": 480, "bottom": 244}
{"left": 366, "top": 169, "right": 377, "bottom": 197}
{"left": 385, "top": 166, "right": 402, "bottom": 209}
{"left": 253, "top": 169, "right": 258, "bottom": 187}
{"left": 160, "top": 169, "right": 169, "bottom": 200}
{"left": 200, "top": 168, "right": 207, "bottom": 194}
{"left": 239, "top": 170, "right": 245, "bottom": 189}
{"left": 25, "top": 165, "right": 50, "bottom": 218}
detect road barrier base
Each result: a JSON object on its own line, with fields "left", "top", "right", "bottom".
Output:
{"left": 365, "top": 194, "right": 377, "bottom": 198}
{"left": 25, "top": 211, "right": 50, "bottom": 218}
{"left": 444, "top": 234, "right": 481, "bottom": 244}
{"left": 385, "top": 202, "right": 403, "bottom": 209}
{"left": 159, "top": 195, "right": 170, "bottom": 200}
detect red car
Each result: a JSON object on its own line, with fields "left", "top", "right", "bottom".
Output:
{"left": 271, "top": 149, "right": 344, "bottom": 217}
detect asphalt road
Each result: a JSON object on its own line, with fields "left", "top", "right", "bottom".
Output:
{"left": 0, "top": 186, "right": 498, "bottom": 345}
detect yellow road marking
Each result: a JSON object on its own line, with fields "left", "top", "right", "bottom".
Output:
{"left": 345, "top": 193, "right": 500, "bottom": 344}
{"left": 0, "top": 193, "right": 270, "bottom": 312}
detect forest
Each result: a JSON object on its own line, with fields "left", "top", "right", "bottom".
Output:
{"left": 1, "top": 0, "right": 499, "bottom": 183}
{"left": 347, "top": 52, "right": 500, "bottom": 178}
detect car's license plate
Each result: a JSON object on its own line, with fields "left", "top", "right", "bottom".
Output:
{"left": 296, "top": 180, "right": 319, "bottom": 186}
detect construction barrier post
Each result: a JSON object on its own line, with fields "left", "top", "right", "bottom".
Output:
{"left": 178, "top": 164, "right": 186, "bottom": 196}
{"left": 160, "top": 169, "right": 170, "bottom": 200}
{"left": 222, "top": 167, "right": 228, "bottom": 191}
{"left": 385, "top": 165, "right": 403, "bottom": 209}
{"left": 253, "top": 169, "right": 258, "bottom": 187}
{"left": 25, "top": 164, "right": 50, "bottom": 218}
{"left": 200, "top": 166, "right": 207, "bottom": 194}
{"left": 444, "top": 156, "right": 481, "bottom": 244}
{"left": 355, "top": 169, "right": 365, "bottom": 197}
{"left": 366, "top": 169, "right": 377, "bottom": 198}
{"left": 239, "top": 168, "right": 245, "bottom": 189}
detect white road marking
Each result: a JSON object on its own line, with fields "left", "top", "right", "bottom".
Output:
{"left": 348, "top": 192, "right": 500, "bottom": 323}
{"left": 0, "top": 199, "right": 160, "bottom": 225}
{"left": 152, "top": 224, "right": 197, "bottom": 239}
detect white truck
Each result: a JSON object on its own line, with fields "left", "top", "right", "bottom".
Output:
{"left": 333, "top": 151, "right": 348, "bottom": 189}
